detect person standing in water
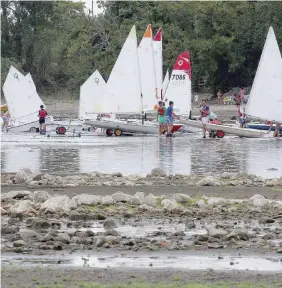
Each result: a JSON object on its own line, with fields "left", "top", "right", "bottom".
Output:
{"left": 2, "top": 111, "right": 9, "bottom": 132}
{"left": 200, "top": 99, "right": 210, "bottom": 138}
{"left": 38, "top": 105, "right": 48, "bottom": 132}
{"left": 273, "top": 123, "right": 281, "bottom": 138}
{"left": 237, "top": 104, "right": 246, "bottom": 128}
{"left": 157, "top": 101, "right": 167, "bottom": 135}
{"left": 166, "top": 101, "right": 179, "bottom": 137}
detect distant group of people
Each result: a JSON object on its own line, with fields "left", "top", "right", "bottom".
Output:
{"left": 156, "top": 100, "right": 179, "bottom": 137}
{"left": 217, "top": 88, "right": 245, "bottom": 105}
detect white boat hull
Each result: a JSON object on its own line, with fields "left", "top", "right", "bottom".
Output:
{"left": 179, "top": 119, "right": 267, "bottom": 138}
{"left": 84, "top": 120, "right": 159, "bottom": 134}
{"left": 9, "top": 117, "right": 53, "bottom": 133}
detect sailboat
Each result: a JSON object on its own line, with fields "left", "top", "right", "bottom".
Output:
{"left": 3, "top": 66, "right": 53, "bottom": 133}
{"left": 138, "top": 24, "right": 158, "bottom": 111}
{"left": 153, "top": 28, "right": 163, "bottom": 100}
{"left": 245, "top": 26, "right": 282, "bottom": 133}
{"left": 79, "top": 70, "right": 106, "bottom": 120}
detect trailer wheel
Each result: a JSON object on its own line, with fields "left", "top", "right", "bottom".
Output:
{"left": 29, "top": 127, "right": 37, "bottom": 132}
{"left": 40, "top": 129, "right": 46, "bottom": 135}
{"left": 114, "top": 129, "right": 122, "bottom": 136}
{"left": 106, "top": 129, "right": 113, "bottom": 137}
{"left": 56, "top": 126, "right": 66, "bottom": 135}
{"left": 217, "top": 130, "right": 225, "bottom": 138}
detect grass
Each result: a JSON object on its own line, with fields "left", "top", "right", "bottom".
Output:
{"left": 271, "top": 187, "right": 282, "bottom": 192}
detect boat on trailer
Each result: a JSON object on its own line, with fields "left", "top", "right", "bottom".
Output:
{"left": 3, "top": 66, "right": 54, "bottom": 133}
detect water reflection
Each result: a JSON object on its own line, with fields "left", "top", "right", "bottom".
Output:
{"left": 1, "top": 136, "right": 282, "bottom": 177}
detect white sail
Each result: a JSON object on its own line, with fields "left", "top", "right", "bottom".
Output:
{"left": 3, "top": 66, "right": 45, "bottom": 124}
{"left": 245, "top": 26, "right": 282, "bottom": 122}
{"left": 162, "top": 69, "right": 170, "bottom": 99}
{"left": 165, "top": 51, "right": 192, "bottom": 116}
{"left": 100, "top": 25, "right": 142, "bottom": 114}
{"left": 138, "top": 24, "right": 158, "bottom": 111}
{"left": 79, "top": 70, "right": 106, "bottom": 119}
{"left": 153, "top": 28, "right": 163, "bottom": 100}
{"left": 25, "top": 73, "right": 37, "bottom": 93}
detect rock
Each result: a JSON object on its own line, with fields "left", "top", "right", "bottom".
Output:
{"left": 13, "top": 240, "right": 27, "bottom": 247}
{"left": 9, "top": 200, "right": 34, "bottom": 215}
{"left": 105, "top": 236, "right": 120, "bottom": 245}
{"left": 277, "top": 249, "right": 282, "bottom": 254}
{"left": 69, "top": 194, "right": 100, "bottom": 209}
{"left": 196, "top": 176, "right": 221, "bottom": 186}
{"left": 143, "top": 193, "right": 157, "bottom": 207}
{"left": 138, "top": 204, "right": 154, "bottom": 212}
{"left": 43, "top": 230, "right": 58, "bottom": 241}
{"left": 196, "top": 234, "right": 209, "bottom": 242}
{"left": 41, "top": 195, "right": 70, "bottom": 213}
{"left": 134, "top": 192, "right": 145, "bottom": 201}
{"left": 1, "top": 190, "right": 32, "bottom": 201}
{"left": 56, "top": 233, "right": 70, "bottom": 244}
{"left": 112, "top": 172, "right": 123, "bottom": 177}
{"left": 150, "top": 168, "right": 166, "bottom": 177}
{"left": 104, "top": 229, "right": 120, "bottom": 236}
{"left": 14, "top": 169, "right": 33, "bottom": 184}
{"left": 128, "top": 196, "right": 142, "bottom": 205}
{"left": 185, "top": 220, "right": 196, "bottom": 230}
{"left": 20, "top": 230, "right": 39, "bottom": 242}
{"left": 207, "top": 227, "right": 227, "bottom": 239}
{"left": 221, "top": 172, "right": 233, "bottom": 179}
{"left": 161, "top": 199, "right": 176, "bottom": 209}
{"left": 53, "top": 241, "right": 63, "bottom": 250}
{"left": 32, "top": 219, "right": 51, "bottom": 230}
{"left": 196, "top": 199, "right": 207, "bottom": 208}
{"left": 100, "top": 195, "right": 115, "bottom": 206}
{"left": 31, "top": 173, "right": 42, "bottom": 181}
{"left": 94, "top": 236, "right": 106, "bottom": 247}
{"left": 33, "top": 191, "right": 51, "bottom": 203}
{"left": 208, "top": 243, "right": 224, "bottom": 249}
{"left": 171, "top": 193, "right": 191, "bottom": 203}
{"left": 207, "top": 197, "right": 228, "bottom": 206}
{"left": 70, "top": 236, "right": 82, "bottom": 244}
{"left": 259, "top": 217, "right": 275, "bottom": 224}
{"left": 249, "top": 194, "right": 269, "bottom": 207}
{"left": 111, "top": 192, "right": 130, "bottom": 203}
{"left": 1, "top": 226, "right": 20, "bottom": 234}
{"left": 226, "top": 229, "right": 249, "bottom": 241}
{"left": 103, "top": 218, "right": 117, "bottom": 230}
{"left": 265, "top": 178, "right": 280, "bottom": 187}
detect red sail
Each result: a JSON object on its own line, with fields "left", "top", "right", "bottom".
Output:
{"left": 173, "top": 51, "right": 191, "bottom": 80}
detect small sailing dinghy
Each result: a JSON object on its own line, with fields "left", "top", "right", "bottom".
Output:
{"left": 3, "top": 66, "right": 53, "bottom": 133}
{"left": 245, "top": 26, "right": 282, "bottom": 133}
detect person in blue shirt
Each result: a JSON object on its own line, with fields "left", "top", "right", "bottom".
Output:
{"left": 166, "top": 101, "right": 179, "bottom": 137}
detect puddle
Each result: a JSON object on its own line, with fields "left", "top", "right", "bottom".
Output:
{"left": 2, "top": 252, "right": 282, "bottom": 271}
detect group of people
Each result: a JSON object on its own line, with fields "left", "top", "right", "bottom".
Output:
{"left": 217, "top": 88, "right": 245, "bottom": 105}
{"left": 156, "top": 100, "right": 179, "bottom": 137}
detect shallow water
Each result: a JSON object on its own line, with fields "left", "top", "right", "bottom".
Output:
{"left": 1, "top": 133, "right": 282, "bottom": 177}
{"left": 2, "top": 252, "right": 282, "bottom": 271}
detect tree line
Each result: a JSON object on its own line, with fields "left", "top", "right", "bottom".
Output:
{"left": 1, "top": 1, "right": 282, "bottom": 98}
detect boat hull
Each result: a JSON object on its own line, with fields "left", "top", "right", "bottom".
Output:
{"left": 179, "top": 119, "right": 267, "bottom": 138}
{"left": 84, "top": 120, "right": 182, "bottom": 135}
{"left": 247, "top": 123, "right": 282, "bottom": 132}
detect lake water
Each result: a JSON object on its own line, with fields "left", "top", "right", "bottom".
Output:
{"left": 1, "top": 133, "right": 282, "bottom": 178}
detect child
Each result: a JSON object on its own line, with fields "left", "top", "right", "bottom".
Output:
{"left": 38, "top": 105, "right": 48, "bottom": 132}
{"left": 166, "top": 101, "right": 179, "bottom": 137}
{"left": 157, "top": 101, "right": 167, "bottom": 135}
{"left": 2, "top": 111, "right": 9, "bottom": 132}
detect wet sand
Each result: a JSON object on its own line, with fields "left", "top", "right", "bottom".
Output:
{"left": 2, "top": 185, "right": 282, "bottom": 200}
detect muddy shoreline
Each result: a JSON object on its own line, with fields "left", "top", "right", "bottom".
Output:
{"left": 2, "top": 265, "right": 282, "bottom": 288}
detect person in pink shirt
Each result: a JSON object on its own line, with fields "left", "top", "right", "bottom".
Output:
{"left": 240, "top": 87, "right": 245, "bottom": 103}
